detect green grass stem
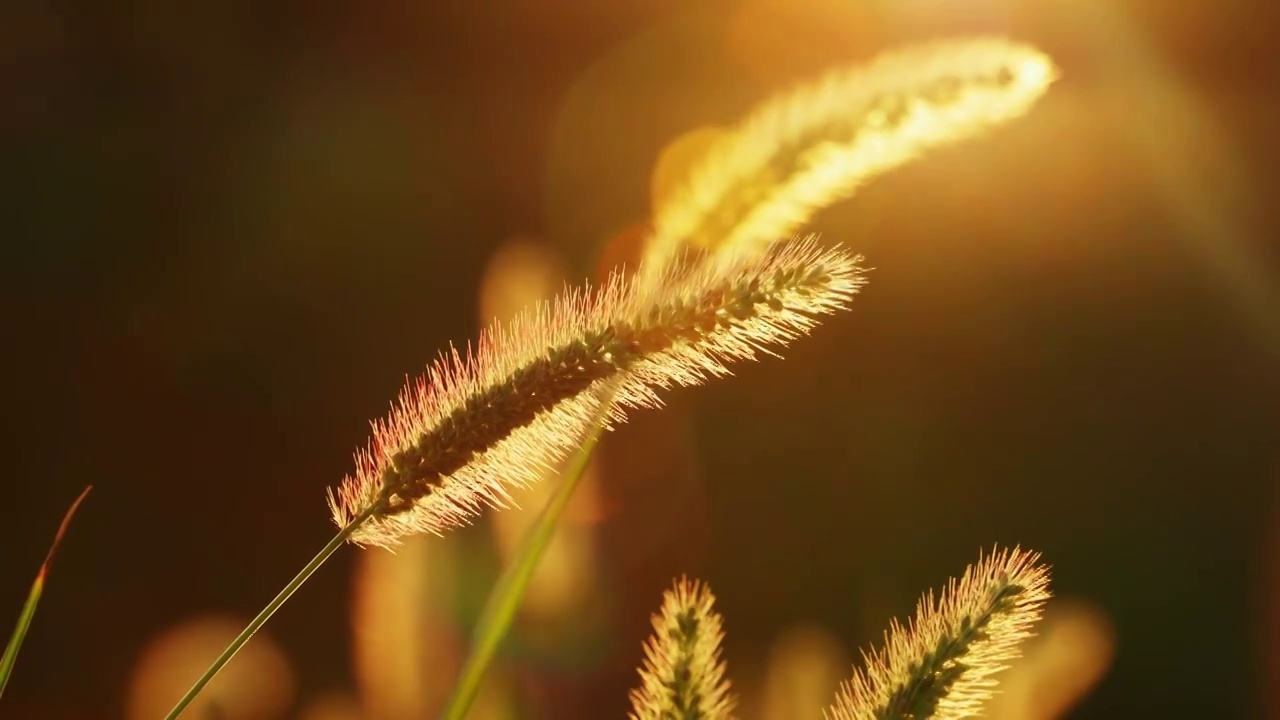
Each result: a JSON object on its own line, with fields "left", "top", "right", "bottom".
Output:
{"left": 0, "top": 486, "right": 92, "bottom": 700}
{"left": 163, "top": 498, "right": 384, "bottom": 719}
{"left": 440, "top": 385, "right": 615, "bottom": 720}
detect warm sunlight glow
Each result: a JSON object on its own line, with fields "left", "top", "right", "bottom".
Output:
{"left": 759, "top": 626, "right": 849, "bottom": 720}
{"left": 127, "top": 616, "right": 295, "bottom": 720}
{"left": 726, "top": 0, "right": 875, "bottom": 83}
{"left": 353, "top": 535, "right": 461, "bottom": 717}
{"left": 297, "top": 691, "right": 363, "bottom": 720}
{"left": 987, "top": 598, "right": 1116, "bottom": 720}
{"left": 641, "top": 37, "right": 1058, "bottom": 286}
{"left": 650, "top": 126, "right": 731, "bottom": 222}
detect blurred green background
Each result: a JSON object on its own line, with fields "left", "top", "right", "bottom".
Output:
{"left": 2, "top": 0, "right": 1278, "bottom": 717}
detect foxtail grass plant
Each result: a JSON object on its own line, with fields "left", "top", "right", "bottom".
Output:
{"left": 624, "top": 547, "right": 1050, "bottom": 720}
{"left": 826, "top": 546, "right": 1052, "bottom": 720}
{"left": 164, "top": 34, "right": 1058, "bottom": 719}
{"left": 165, "top": 239, "right": 861, "bottom": 717}
{"left": 327, "top": 238, "right": 861, "bottom": 548}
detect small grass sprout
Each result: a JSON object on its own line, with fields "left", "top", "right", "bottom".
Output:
{"left": 629, "top": 577, "right": 736, "bottom": 720}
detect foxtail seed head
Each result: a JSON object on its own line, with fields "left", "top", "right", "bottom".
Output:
{"left": 641, "top": 37, "right": 1056, "bottom": 286}
{"left": 629, "top": 577, "right": 736, "bottom": 720}
{"left": 328, "top": 238, "right": 862, "bottom": 548}
{"left": 826, "top": 546, "right": 1052, "bottom": 720}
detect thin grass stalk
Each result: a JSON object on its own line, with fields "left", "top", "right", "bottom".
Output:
{"left": 163, "top": 498, "right": 387, "bottom": 719}
{"left": 0, "top": 486, "right": 92, "bottom": 700}
{"left": 440, "top": 382, "right": 615, "bottom": 720}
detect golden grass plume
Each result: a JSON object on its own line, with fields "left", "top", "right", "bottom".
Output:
{"left": 328, "top": 238, "right": 863, "bottom": 548}
{"left": 641, "top": 37, "right": 1057, "bottom": 284}
{"left": 826, "top": 546, "right": 1051, "bottom": 720}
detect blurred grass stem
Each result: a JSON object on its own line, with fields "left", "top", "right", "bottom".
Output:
{"left": 441, "top": 383, "right": 615, "bottom": 720}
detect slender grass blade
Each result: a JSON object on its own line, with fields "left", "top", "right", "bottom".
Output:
{"left": 0, "top": 486, "right": 92, "bottom": 699}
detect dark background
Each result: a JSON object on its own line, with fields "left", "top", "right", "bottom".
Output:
{"left": 3, "top": 0, "right": 1279, "bottom": 717}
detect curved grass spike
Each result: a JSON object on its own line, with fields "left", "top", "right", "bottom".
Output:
{"left": 825, "top": 546, "right": 1051, "bottom": 720}
{"left": 0, "top": 486, "right": 92, "bottom": 701}
{"left": 329, "top": 237, "right": 862, "bottom": 549}
{"left": 640, "top": 37, "right": 1057, "bottom": 287}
